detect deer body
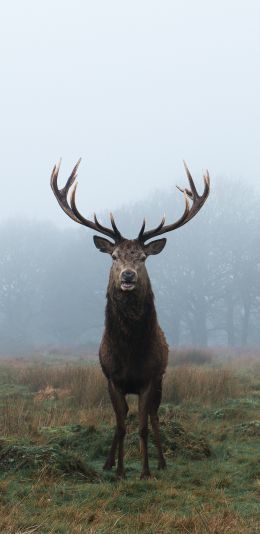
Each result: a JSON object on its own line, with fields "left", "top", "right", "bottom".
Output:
{"left": 100, "top": 289, "right": 168, "bottom": 395}
{"left": 95, "top": 238, "right": 168, "bottom": 477}
{"left": 51, "top": 159, "right": 210, "bottom": 478}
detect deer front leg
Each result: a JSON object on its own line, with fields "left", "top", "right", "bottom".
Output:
{"left": 138, "top": 385, "right": 152, "bottom": 479}
{"left": 150, "top": 381, "right": 166, "bottom": 470}
{"left": 103, "top": 393, "right": 129, "bottom": 470}
{"left": 104, "top": 380, "right": 128, "bottom": 478}
{"left": 103, "top": 430, "right": 117, "bottom": 471}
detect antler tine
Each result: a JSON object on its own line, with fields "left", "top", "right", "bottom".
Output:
{"left": 138, "top": 214, "right": 167, "bottom": 243}
{"left": 50, "top": 158, "right": 82, "bottom": 224}
{"left": 50, "top": 158, "right": 61, "bottom": 192}
{"left": 50, "top": 159, "right": 124, "bottom": 242}
{"left": 91, "top": 212, "right": 122, "bottom": 241}
{"left": 110, "top": 213, "right": 122, "bottom": 240}
{"left": 183, "top": 160, "right": 198, "bottom": 198}
{"left": 60, "top": 158, "right": 81, "bottom": 196}
{"left": 203, "top": 170, "right": 210, "bottom": 194}
{"left": 93, "top": 213, "right": 103, "bottom": 228}
{"left": 138, "top": 163, "right": 210, "bottom": 243}
{"left": 176, "top": 185, "right": 193, "bottom": 199}
{"left": 138, "top": 219, "right": 146, "bottom": 240}
{"left": 70, "top": 185, "right": 122, "bottom": 241}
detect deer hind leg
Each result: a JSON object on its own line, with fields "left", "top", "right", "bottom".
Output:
{"left": 103, "top": 380, "right": 128, "bottom": 478}
{"left": 138, "top": 385, "right": 153, "bottom": 479}
{"left": 150, "top": 382, "right": 166, "bottom": 470}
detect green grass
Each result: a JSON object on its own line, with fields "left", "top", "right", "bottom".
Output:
{"left": 0, "top": 357, "right": 259, "bottom": 533}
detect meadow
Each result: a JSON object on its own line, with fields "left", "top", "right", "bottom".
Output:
{"left": 0, "top": 349, "right": 259, "bottom": 533}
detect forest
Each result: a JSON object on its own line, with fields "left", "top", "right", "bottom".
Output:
{"left": 0, "top": 178, "right": 259, "bottom": 354}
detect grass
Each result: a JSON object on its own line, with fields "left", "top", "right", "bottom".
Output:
{"left": 0, "top": 352, "right": 259, "bottom": 533}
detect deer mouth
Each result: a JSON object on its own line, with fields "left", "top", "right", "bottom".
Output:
{"left": 121, "top": 281, "right": 136, "bottom": 291}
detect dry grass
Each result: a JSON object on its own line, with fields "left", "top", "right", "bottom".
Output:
{"left": 0, "top": 482, "right": 258, "bottom": 534}
{"left": 0, "top": 358, "right": 245, "bottom": 437}
{"left": 0, "top": 352, "right": 259, "bottom": 533}
{"left": 0, "top": 361, "right": 110, "bottom": 436}
{"left": 16, "top": 363, "right": 109, "bottom": 407}
{"left": 1, "top": 359, "right": 243, "bottom": 407}
{"left": 169, "top": 347, "right": 260, "bottom": 367}
{"left": 163, "top": 366, "right": 242, "bottom": 404}
{"left": 0, "top": 395, "right": 116, "bottom": 438}
{"left": 169, "top": 347, "right": 214, "bottom": 366}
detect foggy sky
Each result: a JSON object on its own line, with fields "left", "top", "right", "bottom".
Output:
{"left": 1, "top": 1, "right": 259, "bottom": 227}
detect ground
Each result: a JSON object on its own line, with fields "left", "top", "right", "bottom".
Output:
{"left": 0, "top": 350, "right": 259, "bottom": 533}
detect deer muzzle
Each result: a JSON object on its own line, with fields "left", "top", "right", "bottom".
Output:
{"left": 120, "top": 269, "right": 137, "bottom": 291}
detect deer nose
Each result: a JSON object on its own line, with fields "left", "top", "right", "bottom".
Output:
{"left": 121, "top": 270, "right": 136, "bottom": 283}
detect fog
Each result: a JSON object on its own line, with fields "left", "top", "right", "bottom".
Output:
{"left": 1, "top": 1, "right": 260, "bottom": 225}
{"left": 0, "top": 2, "right": 259, "bottom": 353}
{"left": 1, "top": 179, "right": 259, "bottom": 353}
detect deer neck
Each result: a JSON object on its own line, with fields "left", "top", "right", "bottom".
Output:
{"left": 105, "top": 277, "right": 157, "bottom": 337}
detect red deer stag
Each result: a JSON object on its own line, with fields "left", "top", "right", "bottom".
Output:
{"left": 51, "top": 159, "right": 210, "bottom": 479}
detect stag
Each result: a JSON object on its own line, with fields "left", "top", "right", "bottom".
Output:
{"left": 51, "top": 159, "right": 210, "bottom": 479}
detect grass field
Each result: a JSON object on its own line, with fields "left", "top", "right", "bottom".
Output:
{"left": 0, "top": 350, "right": 259, "bottom": 533}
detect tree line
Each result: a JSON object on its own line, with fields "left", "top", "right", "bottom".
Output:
{"left": 0, "top": 178, "right": 259, "bottom": 353}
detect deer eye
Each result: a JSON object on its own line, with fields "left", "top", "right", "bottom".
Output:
{"left": 112, "top": 254, "right": 117, "bottom": 261}
{"left": 140, "top": 255, "right": 146, "bottom": 262}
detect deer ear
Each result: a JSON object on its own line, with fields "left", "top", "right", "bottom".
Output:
{"left": 144, "top": 238, "right": 167, "bottom": 256}
{"left": 93, "top": 236, "right": 115, "bottom": 254}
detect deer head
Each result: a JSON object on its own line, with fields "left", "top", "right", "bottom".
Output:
{"left": 51, "top": 159, "right": 210, "bottom": 293}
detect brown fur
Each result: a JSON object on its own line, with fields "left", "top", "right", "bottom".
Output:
{"left": 96, "top": 239, "right": 168, "bottom": 479}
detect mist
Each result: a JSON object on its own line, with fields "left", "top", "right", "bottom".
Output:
{"left": 0, "top": 177, "right": 259, "bottom": 354}
{"left": 0, "top": 2, "right": 259, "bottom": 354}
{"left": 1, "top": 0, "right": 260, "bottom": 226}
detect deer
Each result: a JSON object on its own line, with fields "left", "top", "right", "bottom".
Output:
{"left": 50, "top": 159, "right": 210, "bottom": 479}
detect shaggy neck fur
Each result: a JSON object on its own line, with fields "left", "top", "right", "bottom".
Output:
{"left": 105, "top": 273, "right": 157, "bottom": 342}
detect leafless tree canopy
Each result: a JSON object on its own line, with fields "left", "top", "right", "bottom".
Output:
{"left": 0, "top": 179, "right": 259, "bottom": 353}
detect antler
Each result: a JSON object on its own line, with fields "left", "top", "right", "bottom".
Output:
{"left": 138, "top": 161, "right": 210, "bottom": 243}
{"left": 50, "top": 159, "right": 123, "bottom": 242}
